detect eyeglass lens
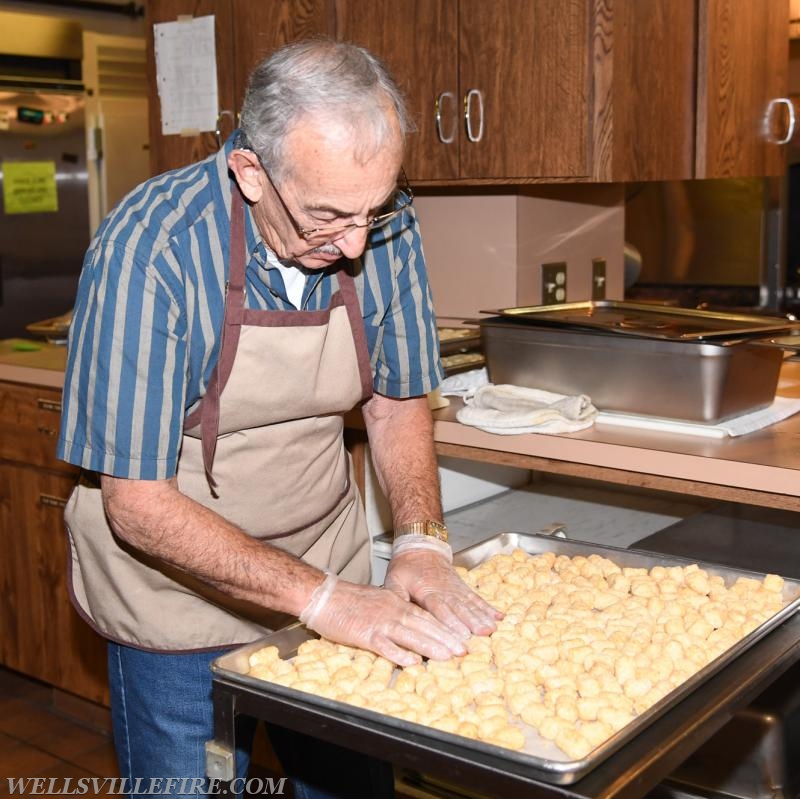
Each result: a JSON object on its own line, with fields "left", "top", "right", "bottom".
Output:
{"left": 301, "top": 186, "right": 412, "bottom": 243}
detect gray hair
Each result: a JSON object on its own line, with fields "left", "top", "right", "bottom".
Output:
{"left": 239, "top": 38, "right": 411, "bottom": 183}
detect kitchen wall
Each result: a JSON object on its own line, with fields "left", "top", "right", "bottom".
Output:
{"left": 416, "top": 185, "right": 626, "bottom": 323}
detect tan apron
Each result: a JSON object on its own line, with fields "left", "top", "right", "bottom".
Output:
{"left": 64, "top": 189, "right": 374, "bottom": 652}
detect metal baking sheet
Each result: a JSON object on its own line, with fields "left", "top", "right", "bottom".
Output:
{"left": 211, "top": 532, "right": 800, "bottom": 785}
{"left": 438, "top": 326, "right": 482, "bottom": 355}
{"left": 481, "top": 301, "right": 800, "bottom": 341}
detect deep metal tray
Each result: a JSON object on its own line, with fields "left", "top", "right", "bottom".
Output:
{"left": 211, "top": 533, "right": 800, "bottom": 786}
{"left": 479, "top": 317, "right": 784, "bottom": 422}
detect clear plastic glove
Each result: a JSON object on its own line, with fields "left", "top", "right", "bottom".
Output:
{"left": 299, "top": 573, "right": 468, "bottom": 667}
{"left": 384, "top": 535, "right": 502, "bottom": 639}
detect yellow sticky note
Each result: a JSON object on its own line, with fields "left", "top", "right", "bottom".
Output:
{"left": 2, "top": 160, "right": 59, "bottom": 214}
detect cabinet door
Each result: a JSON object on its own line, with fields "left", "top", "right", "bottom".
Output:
{"left": 0, "top": 464, "right": 108, "bottom": 704}
{"left": 0, "top": 464, "right": 18, "bottom": 669}
{"left": 144, "top": 0, "right": 236, "bottom": 175}
{"left": 458, "top": 0, "right": 592, "bottom": 179}
{"left": 608, "top": 0, "right": 696, "bottom": 181}
{"left": 145, "top": 1, "right": 331, "bottom": 176}
{"left": 231, "top": 1, "right": 332, "bottom": 117}
{"left": 0, "top": 383, "right": 69, "bottom": 470}
{"left": 697, "top": 0, "right": 790, "bottom": 178}
{"left": 332, "top": 0, "right": 460, "bottom": 181}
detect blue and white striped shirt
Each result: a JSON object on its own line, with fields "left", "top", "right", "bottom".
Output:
{"left": 56, "top": 134, "right": 443, "bottom": 480}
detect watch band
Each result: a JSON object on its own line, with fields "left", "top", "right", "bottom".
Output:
{"left": 394, "top": 520, "right": 449, "bottom": 543}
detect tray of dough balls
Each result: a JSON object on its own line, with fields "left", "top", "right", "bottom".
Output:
{"left": 211, "top": 532, "right": 800, "bottom": 785}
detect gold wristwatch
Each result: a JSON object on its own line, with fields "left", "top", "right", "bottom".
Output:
{"left": 394, "top": 520, "right": 449, "bottom": 543}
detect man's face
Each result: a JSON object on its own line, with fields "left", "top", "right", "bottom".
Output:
{"left": 252, "top": 118, "right": 404, "bottom": 270}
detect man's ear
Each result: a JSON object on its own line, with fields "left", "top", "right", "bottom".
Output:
{"left": 228, "top": 149, "right": 264, "bottom": 203}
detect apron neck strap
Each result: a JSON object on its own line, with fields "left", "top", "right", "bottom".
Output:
{"left": 200, "top": 186, "right": 248, "bottom": 488}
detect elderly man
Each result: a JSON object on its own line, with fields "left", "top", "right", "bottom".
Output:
{"left": 57, "top": 38, "right": 498, "bottom": 798}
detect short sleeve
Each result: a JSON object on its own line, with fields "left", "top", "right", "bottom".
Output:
{"left": 357, "top": 207, "right": 444, "bottom": 397}
{"left": 56, "top": 238, "right": 188, "bottom": 479}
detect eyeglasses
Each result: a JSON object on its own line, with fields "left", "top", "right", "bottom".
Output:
{"left": 246, "top": 145, "right": 413, "bottom": 246}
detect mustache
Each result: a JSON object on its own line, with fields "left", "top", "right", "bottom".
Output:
{"left": 308, "top": 243, "right": 344, "bottom": 258}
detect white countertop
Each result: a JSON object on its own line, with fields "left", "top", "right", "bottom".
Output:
{"left": 430, "top": 360, "right": 800, "bottom": 509}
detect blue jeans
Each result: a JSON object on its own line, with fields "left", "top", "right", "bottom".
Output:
{"left": 108, "top": 643, "right": 395, "bottom": 799}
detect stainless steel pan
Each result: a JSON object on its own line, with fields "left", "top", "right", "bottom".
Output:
{"left": 476, "top": 302, "right": 800, "bottom": 421}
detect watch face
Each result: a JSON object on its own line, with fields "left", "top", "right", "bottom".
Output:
{"left": 427, "top": 522, "right": 448, "bottom": 541}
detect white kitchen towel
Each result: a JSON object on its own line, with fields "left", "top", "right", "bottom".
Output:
{"left": 456, "top": 383, "right": 597, "bottom": 435}
{"left": 439, "top": 367, "right": 490, "bottom": 396}
{"left": 596, "top": 396, "right": 800, "bottom": 438}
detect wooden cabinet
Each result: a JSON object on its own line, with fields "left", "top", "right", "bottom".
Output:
{"left": 0, "top": 382, "right": 108, "bottom": 705}
{"left": 144, "top": 0, "right": 235, "bottom": 175}
{"left": 696, "top": 0, "right": 790, "bottom": 178}
{"left": 608, "top": 0, "right": 790, "bottom": 181}
{"left": 144, "top": 0, "right": 599, "bottom": 181}
{"left": 142, "top": 0, "right": 791, "bottom": 183}
{"left": 604, "top": 0, "right": 697, "bottom": 182}
{"left": 330, "top": 0, "right": 791, "bottom": 182}
{"left": 144, "top": 0, "right": 329, "bottom": 175}
{"left": 330, "top": 0, "right": 459, "bottom": 181}
{"left": 333, "top": 0, "right": 597, "bottom": 182}
{"left": 228, "top": 1, "right": 330, "bottom": 115}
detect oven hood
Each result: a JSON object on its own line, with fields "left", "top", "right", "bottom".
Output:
{"left": 0, "top": 10, "right": 85, "bottom": 93}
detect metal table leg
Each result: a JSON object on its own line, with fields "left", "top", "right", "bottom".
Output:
{"left": 205, "top": 680, "right": 238, "bottom": 792}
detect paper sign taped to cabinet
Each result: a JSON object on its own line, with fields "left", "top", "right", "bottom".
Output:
{"left": 153, "top": 15, "right": 218, "bottom": 136}
{"left": 2, "top": 161, "right": 58, "bottom": 214}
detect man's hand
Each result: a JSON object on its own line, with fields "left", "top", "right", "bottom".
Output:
{"left": 299, "top": 574, "right": 468, "bottom": 667}
{"left": 384, "top": 538, "right": 502, "bottom": 639}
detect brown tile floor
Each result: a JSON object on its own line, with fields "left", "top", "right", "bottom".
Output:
{"left": 0, "top": 667, "right": 432, "bottom": 798}
{"left": 0, "top": 666, "right": 293, "bottom": 798}
{"left": 0, "top": 668, "right": 118, "bottom": 798}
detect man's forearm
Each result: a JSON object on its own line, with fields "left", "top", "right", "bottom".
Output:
{"left": 100, "top": 474, "right": 324, "bottom": 616}
{"left": 362, "top": 393, "right": 443, "bottom": 527}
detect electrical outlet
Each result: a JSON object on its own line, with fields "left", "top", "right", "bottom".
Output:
{"left": 541, "top": 262, "right": 567, "bottom": 304}
{"left": 592, "top": 258, "right": 606, "bottom": 301}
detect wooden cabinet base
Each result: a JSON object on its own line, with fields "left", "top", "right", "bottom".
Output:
{"left": 0, "top": 463, "right": 109, "bottom": 706}
{"left": 0, "top": 379, "right": 110, "bottom": 707}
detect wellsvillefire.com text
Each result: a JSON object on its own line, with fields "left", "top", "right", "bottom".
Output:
{"left": 6, "top": 777, "right": 287, "bottom": 795}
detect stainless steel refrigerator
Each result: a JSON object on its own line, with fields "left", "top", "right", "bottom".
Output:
{"left": 0, "top": 87, "right": 90, "bottom": 339}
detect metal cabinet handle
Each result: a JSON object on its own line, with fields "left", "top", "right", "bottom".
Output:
{"left": 435, "top": 91, "right": 457, "bottom": 144}
{"left": 464, "top": 89, "right": 484, "bottom": 143}
{"left": 37, "top": 398, "right": 62, "bottom": 413}
{"left": 215, "top": 110, "right": 236, "bottom": 149}
{"left": 765, "top": 98, "right": 796, "bottom": 145}
{"left": 39, "top": 493, "right": 68, "bottom": 509}
{"left": 37, "top": 425, "right": 57, "bottom": 436}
